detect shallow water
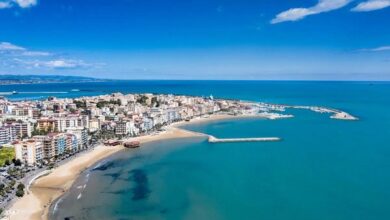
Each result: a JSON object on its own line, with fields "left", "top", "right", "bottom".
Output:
{"left": 52, "top": 116, "right": 390, "bottom": 219}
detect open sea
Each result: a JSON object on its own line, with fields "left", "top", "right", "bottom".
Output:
{"left": 2, "top": 81, "right": 389, "bottom": 220}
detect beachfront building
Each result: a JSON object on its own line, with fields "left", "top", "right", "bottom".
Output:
{"left": 14, "top": 140, "right": 44, "bottom": 166}
{"left": 33, "top": 135, "right": 54, "bottom": 160}
{"left": 166, "top": 108, "right": 180, "bottom": 123}
{"left": 115, "top": 121, "right": 129, "bottom": 135}
{"left": 115, "top": 121, "right": 137, "bottom": 136}
{"left": 66, "top": 134, "right": 78, "bottom": 153}
{"left": 66, "top": 127, "right": 88, "bottom": 150}
{"left": 54, "top": 133, "right": 67, "bottom": 156}
{"left": 141, "top": 117, "right": 154, "bottom": 132}
{"left": 33, "top": 133, "right": 67, "bottom": 160}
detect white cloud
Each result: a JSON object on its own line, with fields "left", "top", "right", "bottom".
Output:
{"left": 271, "top": 0, "right": 351, "bottom": 24}
{"left": 0, "top": 42, "right": 25, "bottom": 51}
{"left": 15, "top": 59, "right": 90, "bottom": 69}
{"left": 21, "top": 51, "right": 51, "bottom": 56}
{"left": 14, "top": 0, "right": 36, "bottom": 8}
{"left": 0, "top": 0, "right": 37, "bottom": 10}
{"left": 361, "top": 46, "right": 390, "bottom": 52}
{"left": 1, "top": 42, "right": 97, "bottom": 70}
{"left": 351, "top": 0, "right": 390, "bottom": 11}
{"left": 0, "top": 42, "right": 50, "bottom": 56}
{"left": 0, "top": 2, "right": 11, "bottom": 9}
{"left": 42, "top": 59, "right": 89, "bottom": 69}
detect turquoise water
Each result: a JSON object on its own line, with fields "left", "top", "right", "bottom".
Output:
{"left": 7, "top": 81, "right": 388, "bottom": 219}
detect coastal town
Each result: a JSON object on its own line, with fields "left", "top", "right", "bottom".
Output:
{"left": 0, "top": 93, "right": 272, "bottom": 213}
{"left": 0, "top": 92, "right": 358, "bottom": 218}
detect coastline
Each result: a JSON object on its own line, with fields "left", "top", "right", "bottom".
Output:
{"left": 4, "top": 109, "right": 355, "bottom": 220}
{"left": 4, "top": 113, "right": 242, "bottom": 220}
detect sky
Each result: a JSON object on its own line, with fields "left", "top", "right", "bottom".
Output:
{"left": 0, "top": 0, "right": 389, "bottom": 80}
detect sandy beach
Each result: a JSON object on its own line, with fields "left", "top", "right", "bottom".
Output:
{"left": 4, "top": 114, "right": 244, "bottom": 220}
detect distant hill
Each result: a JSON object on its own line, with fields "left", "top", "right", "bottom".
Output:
{"left": 0, "top": 75, "right": 109, "bottom": 85}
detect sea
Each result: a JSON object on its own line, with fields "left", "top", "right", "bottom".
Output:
{"left": 2, "top": 81, "right": 390, "bottom": 220}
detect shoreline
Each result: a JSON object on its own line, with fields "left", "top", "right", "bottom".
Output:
{"left": 4, "top": 110, "right": 354, "bottom": 220}
{"left": 4, "top": 113, "right": 243, "bottom": 220}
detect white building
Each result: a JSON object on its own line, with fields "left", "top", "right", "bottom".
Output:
{"left": 66, "top": 127, "right": 88, "bottom": 150}
{"left": 14, "top": 140, "right": 44, "bottom": 166}
{"left": 89, "top": 118, "right": 101, "bottom": 132}
{"left": 0, "top": 125, "right": 17, "bottom": 145}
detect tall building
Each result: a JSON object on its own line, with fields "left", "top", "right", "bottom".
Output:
{"left": 13, "top": 122, "right": 32, "bottom": 139}
{"left": 66, "top": 127, "right": 89, "bottom": 150}
{"left": 12, "top": 107, "right": 33, "bottom": 118}
{"left": 89, "top": 118, "right": 100, "bottom": 132}
{"left": 66, "top": 134, "right": 78, "bottom": 153}
{"left": 53, "top": 133, "right": 67, "bottom": 156}
{"left": 0, "top": 125, "right": 17, "bottom": 145}
{"left": 115, "top": 121, "right": 128, "bottom": 135}
{"left": 36, "top": 119, "right": 57, "bottom": 132}
{"left": 14, "top": 140, "right": 44, "bottom": 166}
{"left": 33, "top": 133, "right": 67, "bottom": 160}
{"left": 33, "top": 135, "right": 55, "bottom": 160}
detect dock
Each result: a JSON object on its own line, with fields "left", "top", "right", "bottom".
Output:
{"left": 208, "top": 135, "right": 281, "bottom": 143}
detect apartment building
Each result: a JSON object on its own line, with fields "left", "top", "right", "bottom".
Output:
{"left": 14, "top": 140, "right": 44, "bottom": 166}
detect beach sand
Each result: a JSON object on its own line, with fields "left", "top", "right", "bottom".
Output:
{"left": 4, "top": 114, "right": 256, "bottom": 220}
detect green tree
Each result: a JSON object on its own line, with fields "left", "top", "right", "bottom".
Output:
{"left": 17, "top": 183, "right": 25, "bottom": 191}
{"left": 97, "top": 101, "right": 108, "bottom": 108}
{"left": 5, "top": 186, "right": 11, "bottom": 193}
{"left": 9, "top": 179, "right": 16, "bottom": 188}
{"left": 151, "top": 97, "right": 160, "bottom": 107}
{"left": 73, "top": 100, "right": 86, "bottom": 108}
{"left": 15, "top": 159, "right": 22, "bottom": 166}
{"left": 15, "top": 189, "right": 24, "bottom": 197}
{"left": 137, "top": 95, "right": 148, "bottom": 105}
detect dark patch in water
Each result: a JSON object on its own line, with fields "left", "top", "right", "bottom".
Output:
{"left": 103, "top": 171, "right": 128, "bottom": 184}
{"left": 130, "top": 169, "right": 150, "bottom": 201}
{"left": 92, "top": 161, "right": 115, "bottom": 171}
{"left": 131, "top": 169, "right": 148, "bottom": 182}
{"left": 102, "top": 188, "right": 131, "bottom": 195}
{"left": 92, "top": 157, "right": 135, "bottom": 172}
{"left": 104, "top": 172, "right": 122, "bottom": 180}
{"left": 160, "top": 208, "right": 169, "bottom": 214}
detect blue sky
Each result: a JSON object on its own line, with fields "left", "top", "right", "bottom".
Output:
{"left": 0, "top": 0, "right": 389, "bottom": 80}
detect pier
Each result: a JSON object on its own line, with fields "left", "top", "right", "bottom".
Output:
{"left": 208, "top": 135, "right": 281, "bottom": 143}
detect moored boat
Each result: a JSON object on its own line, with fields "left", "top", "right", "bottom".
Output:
{"left": 123, "top": 141, "right": 141, "bottom": 148}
